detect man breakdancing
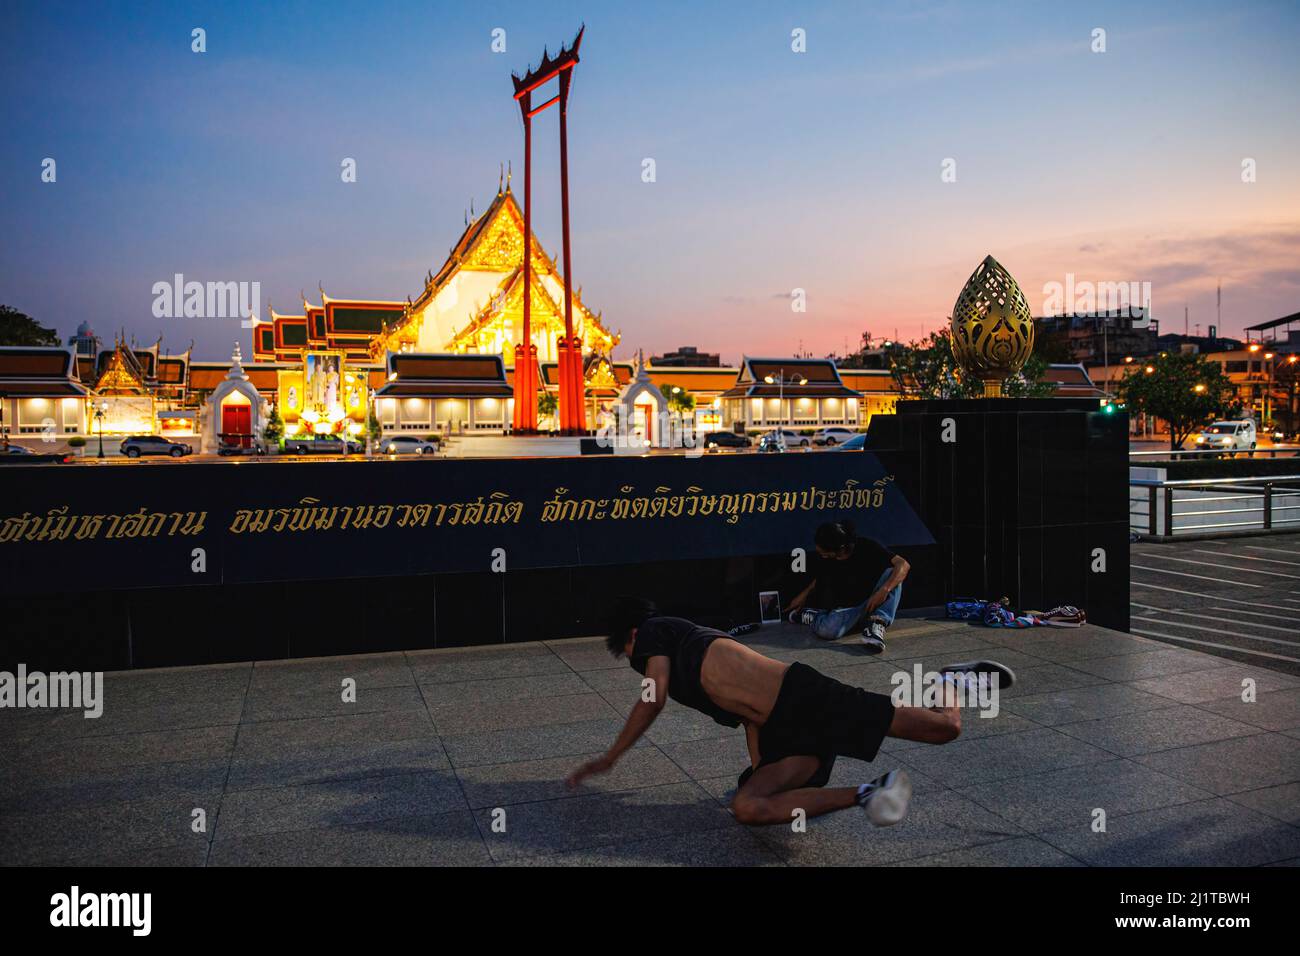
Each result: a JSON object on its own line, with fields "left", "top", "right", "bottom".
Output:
{"left": 566, "top": 597, "right": 1015, "bottom": 826}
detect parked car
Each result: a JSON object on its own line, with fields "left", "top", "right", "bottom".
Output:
{"left": 702, "top": 431, "right": 751, "bottom": 449}
{"left": 813, "top": 427, "right": 856, "bottom": 446}
{"left": 120, "top": 435, "right": 193, "bottom": 458}
{"left": 763, "top": 428, "right": 810, "bottom": 449}
{"left": 217, "top": 437, "right": 268, "bottom": 456}
{"left": 831, "top": 433, "right": 867, "bottom": 451}
{"left": 284, "top": 435, "right": 362, "bottom": 455}
{"left": 381, "top": 435, "right": 439, "bottom": 455}
{"left": 1194, "top": 420, "right": 1256, "bottom": 456}
{"left": 0, "top": 444, "right": 71, "bottom": 464}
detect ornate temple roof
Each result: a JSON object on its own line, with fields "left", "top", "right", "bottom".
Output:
{"left": 373, "top": 181, "right": 617, "bottom": 360}
{"left": 721, "top": 357, "right": 863, "bottom": 400}
{"left": 376, "top": 353, "right": 514, "bottom": 398}
{"left": 0, "top": 346, "right": 88, "bottom": 397}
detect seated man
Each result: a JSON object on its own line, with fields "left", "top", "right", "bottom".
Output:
{"left": 787, "top": 519, "right": 908, "bottom": 653}
{"left": 567, "top": 597, "right": 1014, "bottom": 828}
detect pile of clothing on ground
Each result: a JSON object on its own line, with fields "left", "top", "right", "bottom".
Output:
{"left": 946, "top": 598, "right": 1086, "bottom": 629}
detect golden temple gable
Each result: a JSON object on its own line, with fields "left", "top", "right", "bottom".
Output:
{"left": 369, "top": 181, "right": 617, "bottom": 364}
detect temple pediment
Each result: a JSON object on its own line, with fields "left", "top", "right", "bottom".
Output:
{"left": 247, "top": 176, "right": 618, "bottom": 373}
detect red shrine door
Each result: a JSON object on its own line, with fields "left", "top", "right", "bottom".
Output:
{"left": 222, "top": 404, "right": 251, "bottom": 448}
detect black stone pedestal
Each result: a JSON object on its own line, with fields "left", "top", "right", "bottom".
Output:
{"left": 867, "top": 398, "right": 1130, "bottom": 632}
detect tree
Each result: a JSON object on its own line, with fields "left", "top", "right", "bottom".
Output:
{"left": 1003, "top": 354, "right": 1058, "bottom": 398}
{"left": 888, "top": 330, "right": 981, "bottom": 399}
{"left": 537, "top": 391, "right": 558, "bottom": 424}
{"left": 1274, "top": 356, "right": 1300, "bottom": 437}
{"left": 263, "top": 404, "right": 284, "bottom": 446}
{"left": 1118, "top": 351, "right": 1233, "bottom": 450}
{"left": 665, "top": 386, "right": 695, "bottom": 417}
{"left": 1032, "top": 328, "right": 1074, "bottom": 364}
{"left": 0, "top": 305, "right": 58, "bottom": 346}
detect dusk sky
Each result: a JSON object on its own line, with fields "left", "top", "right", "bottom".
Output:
{"left": 3, "top": 0, "right": 1299, "bottom": 364}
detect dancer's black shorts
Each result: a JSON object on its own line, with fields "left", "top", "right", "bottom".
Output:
{"left": 736, "top": 661, "right": 896, "bottom": 791}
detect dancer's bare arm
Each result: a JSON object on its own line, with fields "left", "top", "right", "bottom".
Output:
{"left": 866, "top": 556, "right": 910, "bottom": 614}
{"left": 744, "top": 721, "right": 761, "bottom": 766}
{"left": 566, "top": 656, "right": 670, "bottom": 787}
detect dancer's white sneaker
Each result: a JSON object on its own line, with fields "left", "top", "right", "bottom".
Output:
{"left": 859, "top": 620, "right": 887, "bottom": 654}
{"left": 940, "top": 659, "right": 1016, "bottom": 691}
{"left": 858, "top": 769, "right": 912, "bottom": 827}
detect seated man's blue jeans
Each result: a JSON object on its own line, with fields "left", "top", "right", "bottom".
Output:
{"left": 808, "top": 568, "right": 901, "bottom": 641}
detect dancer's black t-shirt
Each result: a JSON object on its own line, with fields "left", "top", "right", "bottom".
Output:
{"left": 627, "top": 617, "right": 742, "bottom": 728}
{"left": 810, "top": 536, "right": 895, "bottom": 608}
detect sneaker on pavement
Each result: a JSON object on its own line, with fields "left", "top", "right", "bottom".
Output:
{"left": 858, "top": 769, "right": 912, "bottom": 827}
{"left": 788, "top": 607, "right": 823, "bottom": 626}
{"left": 940, "top": 659, "right": 1016, "bottom": 691}
{"left": 859, "top": 620, "right": 887, "bottom": 654}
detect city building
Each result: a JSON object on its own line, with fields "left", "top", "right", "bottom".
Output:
{"left": 375, "top": 353, "right": 514, "bottom": 434}
{"left": 1243, "top": 311, "right": 1300, "bottom": 348}
{"left": 1040, "top": 363, "right": 1107, "bottom": 399}
{"left": 1035, "top": 308, "right": 1158, "bottom": 364}
{"left": 65, "top": 320, "right": 100, "bottom": 359}
{"left": 649, "top": 345, "right": 721, "bottom": 367}
{"left": 720, "top": 357, "right": 862, "bottom": 431}
{"left": 0, "top": 346, "right": 88, "bottom": 447}
{"left": 836, "top": 368, "right": 898, "bottom": 421}
{"left": 643, "top": 363, "right": 739, "bottom": 434}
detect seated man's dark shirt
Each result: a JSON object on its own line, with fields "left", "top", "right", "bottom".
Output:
{"left": 627, "top": 616, "right": 742, "bottom": 728}
{"left": 809, "top": 536, "right": 896, "bottom": 609}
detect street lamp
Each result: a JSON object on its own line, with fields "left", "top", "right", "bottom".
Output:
{"left": 763, "top": 370, "right": 806, "bottom": 430}
{"left": 366, "top": 388, "right": 376, "bottom": 458}
{"left": 94, "top": 401, "right": 108, "bottom": 459}
{"left": 1264, "top": 353, "right": 1276, "bottom": 425}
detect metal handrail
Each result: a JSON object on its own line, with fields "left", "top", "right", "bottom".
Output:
{"left": 1130, "top": 473, "right": 1300, "bottom": 538}
{"left": 1131, "top": 446, "right": 1300, "bottom": 459}
{"left": 1130, "top": 474, "right": 1300, "bottom": 487}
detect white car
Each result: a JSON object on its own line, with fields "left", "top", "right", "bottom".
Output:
{"left": 813, "top": 427, "right": 856, "bottom": 446}
{"left": 381, "top": 435, "right": 439, "bottom": 455}
{"left": 763, "top": 429, "right": 810, "bottom": 449}
{"left": 1194, "top": 420, "right": 1257, "bottom": 454}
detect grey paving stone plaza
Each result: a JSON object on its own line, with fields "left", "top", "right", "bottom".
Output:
{"left": 3, "top": 615, "right": 1298, "bottom": 867}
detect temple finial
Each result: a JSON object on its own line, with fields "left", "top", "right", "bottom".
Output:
{"left": 506, "top": 161, "right": 512, "bottom": 191}
{"left": 498, "top": 163, "right": 504, "bottom": 195}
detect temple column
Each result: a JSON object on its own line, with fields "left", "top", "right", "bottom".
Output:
{"left": 512, "top": 89, "right": 538, "bottom": 434}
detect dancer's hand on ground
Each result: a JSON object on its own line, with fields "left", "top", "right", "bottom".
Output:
{"left": 566, "top": 755, "right": 614, "bottom": 789}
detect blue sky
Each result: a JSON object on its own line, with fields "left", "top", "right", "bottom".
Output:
{"left": 2, "top": 0, "right": 1298, "bottom": 362}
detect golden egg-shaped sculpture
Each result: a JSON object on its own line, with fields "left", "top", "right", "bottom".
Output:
{"left": 950, "top": 255, "right": 1034, "bottom": 396}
